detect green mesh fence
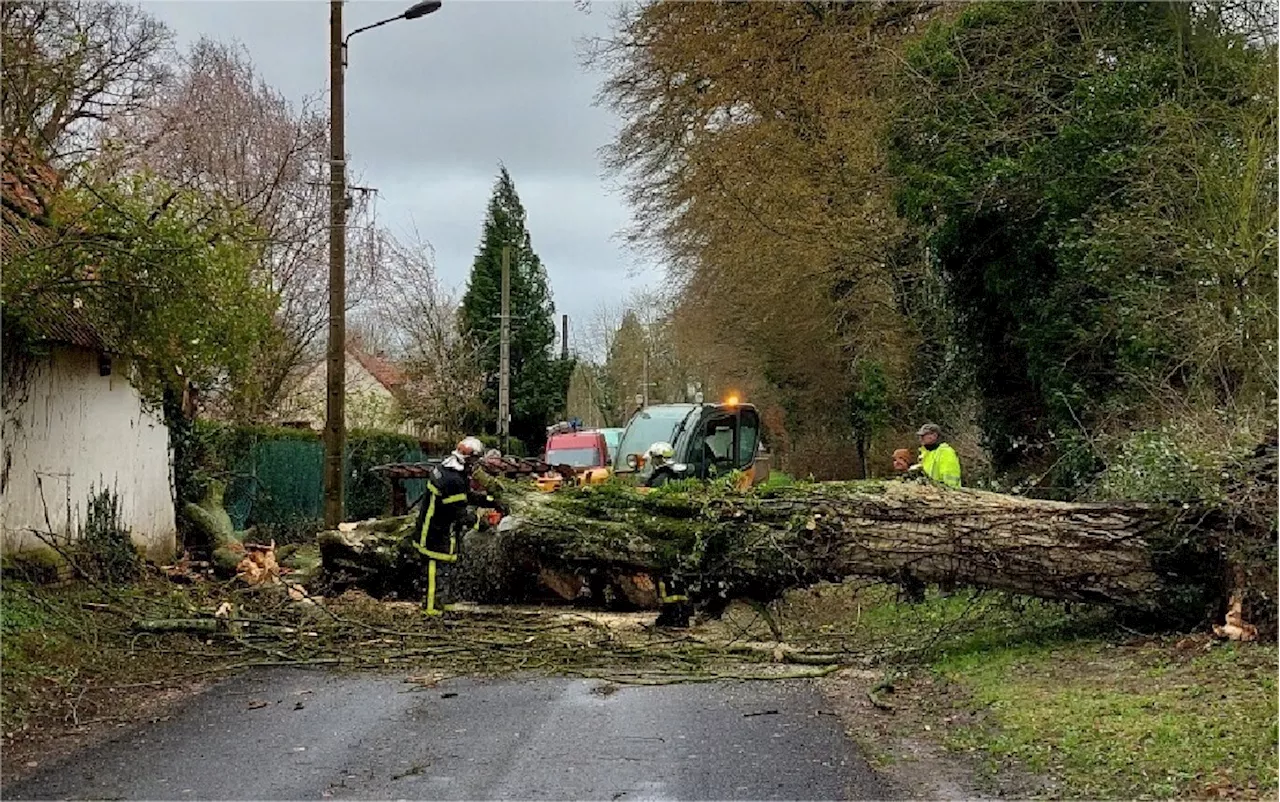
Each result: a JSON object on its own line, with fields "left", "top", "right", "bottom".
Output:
{"left": 223, "top": 437, "right": 325, "bottom": 532}
{"left": 187, "top": 422, "right": 431, "bottom": 542}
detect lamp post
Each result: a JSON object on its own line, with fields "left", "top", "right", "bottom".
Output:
{"left": 325, "top": 0, "right": 442, "bottom": 529}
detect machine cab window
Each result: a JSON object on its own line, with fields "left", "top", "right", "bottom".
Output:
{"left": 686, "top": 406, "right": 760, "bottom": 478}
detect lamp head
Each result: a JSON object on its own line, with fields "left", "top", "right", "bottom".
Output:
{"left": 402, "top": 0, "right": 442, "bottom": 20}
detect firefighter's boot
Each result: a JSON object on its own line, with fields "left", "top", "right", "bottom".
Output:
{"left": 655, "top": 578, "right": 692, "bottom": 628}
{"left": 423, "top": 560, "right": 459, "bottom": 616}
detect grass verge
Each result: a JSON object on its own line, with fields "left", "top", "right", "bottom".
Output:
{"left": 758, "top": 583, "right": 1278, "bottom": 800}
{"left": 1, "top": 578, "right": 227, "bottom": 738}
{"left": 936, "top": 637, "right": 1277, "bottom": 799}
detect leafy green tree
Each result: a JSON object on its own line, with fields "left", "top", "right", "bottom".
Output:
{"left": 3, "top": 168, "right": 277, "bottom": 402}
{"left": 891, "top": 1, "right": 1277, "bottom": 475}
{"left": 460, "top": 167, "right": 572, "bottom": 446}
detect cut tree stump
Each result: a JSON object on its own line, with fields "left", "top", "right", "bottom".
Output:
{"left": 317, "top": 480, "right": 1227, "bottom": 623}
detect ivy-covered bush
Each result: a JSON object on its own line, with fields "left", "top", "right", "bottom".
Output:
{"left": 346, "top": 429, "right": 425, "bottom": 522}
{"left": 1091, "top": 425, "right": 1241, "bottom": 505}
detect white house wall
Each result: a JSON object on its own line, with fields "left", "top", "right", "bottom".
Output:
{"left": 1, "top": 345, "right": 176, "bottom": 562}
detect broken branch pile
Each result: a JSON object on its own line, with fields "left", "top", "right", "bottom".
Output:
{"left": 116, "top": 582, "right": 850, "bottom": 686}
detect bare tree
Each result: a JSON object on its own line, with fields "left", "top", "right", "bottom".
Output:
{"left": 572, "top": 300, "right": 626, "bottom": 364}
{"left": 365, "top": 230, "right": 484, "bottom": 442}
{"left": 0, "top": 0, "right": 173, "bottom": 162}
{"left": 99, "top": 38, "right": 378, "bottom": 420}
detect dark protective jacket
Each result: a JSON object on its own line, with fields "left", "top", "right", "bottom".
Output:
{"left": 412, "top": 463, "right": 491, "bottom": 561}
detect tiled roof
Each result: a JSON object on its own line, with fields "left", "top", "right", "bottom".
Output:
{"left": 348, "top": 343, "right": 406, "bottom": 393}
{"left": 3, "top": 139, "right": 118, "bottom": 353}
{"left": 14, "top": 303, "right": 120, "bottom": 353}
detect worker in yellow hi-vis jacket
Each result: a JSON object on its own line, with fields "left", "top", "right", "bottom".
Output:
{"left": 412, "top": 436, "right": 497, "bottom": 616}
{"left": 912, "top": 423, "right": 963, "bottom": 488}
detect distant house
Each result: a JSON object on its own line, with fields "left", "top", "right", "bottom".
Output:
{"left": 279, "top": 341, "right": 422, "bottom": 438}
{"left": 2, "top": 140, "right": 176, "bottom": 561}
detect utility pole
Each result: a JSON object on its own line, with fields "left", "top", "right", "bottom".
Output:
{"left": 561, "top": 314, "right": 568, "bottom": 361}
{"left": 642, "top": 350, "right": 650, "bottom": 407}
{"left": 323, "top": 0, "right": 347, "bottom": 529}
{"left": 498, "top": 244, "right": 511, "bottom": 453}
{"left": 323, "top": 0, "right": 441, "bottom": 529}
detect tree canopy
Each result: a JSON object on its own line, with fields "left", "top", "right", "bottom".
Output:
{"left": 891, "top": 1, "right": 1278, "bottom": 477}
{"left": 594, "top": 0, "right": 1277, "bottom": 489}
{"left": 3, "top": 163, "right": 276, "bottom": 401}
{"left": 460, "top": 167, "right": 572, "bottom": 446}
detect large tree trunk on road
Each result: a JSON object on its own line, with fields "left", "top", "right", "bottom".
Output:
{"left": 318, "top": 481, "right": 1223, "bottom": 622}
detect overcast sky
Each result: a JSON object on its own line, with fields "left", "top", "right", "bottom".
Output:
{"left": 147, "top": 0, "right": 656, "bottom": 353}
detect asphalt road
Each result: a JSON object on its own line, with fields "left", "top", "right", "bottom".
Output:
{"left": 5, "top": 668, "right": 894, "bottom": 801}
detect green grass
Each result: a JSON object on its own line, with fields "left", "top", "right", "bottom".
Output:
{"left": 759, "top": 583, "right": 1278, "bottom": 799}
{"left": 0, "top": 579, "right": 220, "bottom": 736}
{"left": 761, "top": 471, "right": 795, "bottom": 488}
{"left": 936, "top": 639, "right": 1278, "bottom": 799}
{"left": 2, "top": 582, "right": 98, "bottom": 732}
{"left": 764, "top": 583, "right": 1114, "bottom": 662}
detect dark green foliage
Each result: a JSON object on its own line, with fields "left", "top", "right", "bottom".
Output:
{"left": 459, "top": 167, "right": 574, "bottom": 446}
{"left": 72, "top": 487, "right": 141, "bottom": 584}
{"left": 890, "top": 2, "right": 1277, "bottom": 480}
{"left": 345, "top": 429, "right": 426, "bottom": 522}
{"left": 3, "top": 174, "right": 277, "bottom": 402}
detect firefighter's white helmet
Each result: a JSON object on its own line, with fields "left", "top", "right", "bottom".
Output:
{"left": 443, "top": 436, "right": 486, "bottom": 471}
{"left": 647, "top": 441, "right": 675, "bottom": 461}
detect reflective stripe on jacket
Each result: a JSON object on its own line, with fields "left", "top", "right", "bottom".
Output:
{"left": 413, "top": 464, "right": 473, "bottom": 561}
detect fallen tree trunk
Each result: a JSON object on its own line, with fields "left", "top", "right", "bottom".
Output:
{"left": 318, "top": 480, "right": 1226, "bottom": 622}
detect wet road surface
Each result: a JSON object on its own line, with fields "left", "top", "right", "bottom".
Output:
{"left": 5, "top": 667, "right": 894, "bottom": 800}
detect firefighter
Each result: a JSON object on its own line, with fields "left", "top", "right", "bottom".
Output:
{"left": 412, "top": 436, "right": 496, "bottom": 616}
{"left": 655, "top": 575, "right": 692, "bottom": 628}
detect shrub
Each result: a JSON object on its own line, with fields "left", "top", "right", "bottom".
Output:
{"left": 70, "top": 487, "right": 141, "bottom": 584}
{"left": 1091, "top": 425, "right": 1238, "bottom": 504}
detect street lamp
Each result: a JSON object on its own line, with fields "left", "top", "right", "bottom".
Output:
{"left": 341, "top": 0, "right": 442, "bottom": 59}
{"left": 325, "top": 0, "right": 442, "bottom": 529}
{"left": 403, "top": 0, "right": 443, "bottom": 20}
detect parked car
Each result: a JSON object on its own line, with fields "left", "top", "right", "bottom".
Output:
{"left": 538, "top": 428, "right": 612, "bottom": 491}
{"left": 544, "top": 429, "right": 609, "bottom": 469}
{"left": 598, "top": 427, "right": 624, "bottom": 464}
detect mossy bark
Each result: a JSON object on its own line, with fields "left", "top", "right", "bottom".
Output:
{"left": 316, "top": 481, "right": 1223, "bottom": 622}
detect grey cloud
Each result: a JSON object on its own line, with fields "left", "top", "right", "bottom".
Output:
{"left": 146, "top": 0, "right": 654, "bottom": 346}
